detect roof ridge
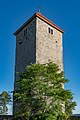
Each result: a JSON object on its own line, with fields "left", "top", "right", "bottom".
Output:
{"left": 35, "top": 12, "right": 64, "bottom": 33}
{"left": 14, "top": 12, "right": 64, "bottom": 35}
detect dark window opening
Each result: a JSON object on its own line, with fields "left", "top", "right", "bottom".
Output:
{"left": 24, "top": 28, "right": 27, "bottom": 36}
{"left": 48, "top": 28, "right": 50, "bottom": 33}
{"left": 26, "top": 28, "right": 27, "bottom": 34}
{"left": 24, "top": 30, "right": 26, "bottom": 36}
{"left": 51, "top": 29, "right": 53, "bottom": 34}
{"left": 48, "top": 27, "right": 53, "bottom": 35}
{"left": 19, "top": 41, "right": 23, "bottom": 44}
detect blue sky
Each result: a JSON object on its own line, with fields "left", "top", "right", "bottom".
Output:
{"left": 0, "top": 0, "right": 80, "bottom": 114}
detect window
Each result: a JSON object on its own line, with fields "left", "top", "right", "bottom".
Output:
{"left": 48, "top": 28, "right": 50, "bottom": 33}
{"left": 24, "top": 28, "right": 27, "bottom": 36}
{"left": 51, "top": 29, "right": 53, "bottom": 35}
{"left": 19, "top": 41, "right": 23, "bottom": 44}
{"left": 48, "top": 27, "right": 53, "bottom": 35}
{"left": 26, "top": 28, "right": 27, "bottom": 34}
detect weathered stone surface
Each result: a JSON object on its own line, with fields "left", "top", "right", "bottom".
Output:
{"left": 14, "top": 13, "right": 63, "bottom": 114}
{"left": 15, "top": 16, "right": 63, "bottom": 82}
{"left": 36, "top": 17, "right": 63, "bottom": 71}
{"left": 15, "top": 18, "right": 36, "bottom": 82}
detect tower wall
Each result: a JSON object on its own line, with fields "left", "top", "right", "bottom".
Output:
{"left": 14, "top": 12, "right": 64, "bottom": 114}
{"left": 15, "top": 16, "right": 63, "bottom": 82}
{"left": 15, "top": 18, "right": 36, "bottom": 81}
{"left": 36, "top": 17, "right": 63, "bottom": 70}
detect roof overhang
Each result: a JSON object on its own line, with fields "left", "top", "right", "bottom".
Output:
{"left": 14, "top": 12, "right": 64, "bottom": 36}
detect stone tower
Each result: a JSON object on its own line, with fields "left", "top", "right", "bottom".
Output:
{"left": 14, "top": 12, "right": 64, "bottom": 82}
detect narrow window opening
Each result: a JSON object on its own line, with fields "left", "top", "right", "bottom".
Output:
{"left": 24, "top": 28, "right": 27, "bottom": 36}
{"left": 48, "top": 28, "right": 50, "bottom": 33}
{"left": 48, "top": 27, "right": 53, "bottom": 35}
{"left": 51, "top": 29, "right": 53, "bottom": 34}
{"left": 26, "top": 28, "right": 27, "bottom": 34}
{"left": 19, "top": 41, "right": 23, "bottom": 44}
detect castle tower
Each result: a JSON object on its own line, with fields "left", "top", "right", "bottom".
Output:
{"left": 14, "top": 12, "right": 64, "bottom": 82}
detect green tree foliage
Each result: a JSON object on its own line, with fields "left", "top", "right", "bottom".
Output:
{"left": 14, "top": 62, "right": 76, "bottom": 120}
{"left": 0, "top": 91, "right": 12, "bottom": 115}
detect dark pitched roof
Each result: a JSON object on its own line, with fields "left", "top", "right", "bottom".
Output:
{"left": 14, "top": 12, "right": 64, "bottom": 35}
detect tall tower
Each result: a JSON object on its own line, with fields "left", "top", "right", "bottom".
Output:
{"left": 14, "top": 12, "right": 64, "bottom": 82}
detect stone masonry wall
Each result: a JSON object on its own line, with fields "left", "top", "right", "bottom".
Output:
{"left": 14, "top": 15, "right": 63, "bottom": 114}
{"left": 15, "top": 16, "right": 63, "bottom": 81}
{"left": 15, "top": 18, "right": 36, "bottom": 82}
{"left": 36, "top": 17, "right": 63, "bottom": 71}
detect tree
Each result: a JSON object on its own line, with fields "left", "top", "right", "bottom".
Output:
{"left": 0, "top": 91, "right": 12, "bottom": 115}
{"left": 14, "top": 62, "right": 76, "bottom": 120}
